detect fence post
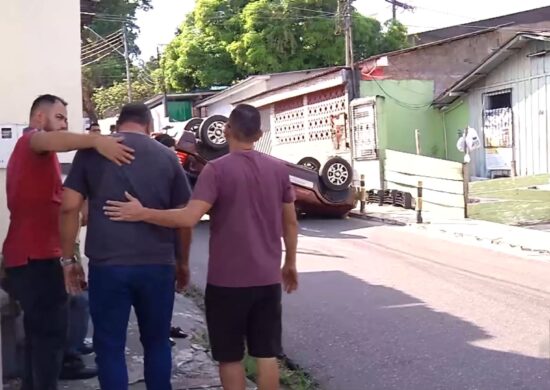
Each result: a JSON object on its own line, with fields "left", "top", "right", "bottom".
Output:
{"left": 359, "top": 174, "right": 366, "bottom": 213}
{"left": 416, "top": 180, "right": 423, "bottom": 224}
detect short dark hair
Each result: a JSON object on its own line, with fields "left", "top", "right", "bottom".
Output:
{"left": 117, "top": 103, "right": 152, "bottom": 127}
{"left": 30, "top": 94, "right": 67, "bottom": 116}
{"left": 154, "top": 133, "right": 176, "bottom": 148}
{"left": 228, "top": 104, "right": 262, "bottom": 142}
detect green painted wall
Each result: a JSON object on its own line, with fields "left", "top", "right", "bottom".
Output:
{"left": 440, "top": 99, "right": 469, "bottom": 163}
{"left": 360, "top": 80, "right": 445, "bottom": 159}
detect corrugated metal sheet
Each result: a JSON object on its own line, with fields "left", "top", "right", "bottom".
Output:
{"left": 466, "top": 40, "right": 550, "bottom": 177}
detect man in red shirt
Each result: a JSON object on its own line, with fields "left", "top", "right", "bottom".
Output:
{"left": 1, "top": 94, "right": 133, "bottom": 390}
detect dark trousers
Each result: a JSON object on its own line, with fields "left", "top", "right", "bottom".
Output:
{"left": 4, "top": 259, "right": 68, "bottom": 390}
{"left": 65, "top": 291, "right": 89, "bottom": 359}
{"left": 88, "top": 264, "right": 175, "bottom": 390}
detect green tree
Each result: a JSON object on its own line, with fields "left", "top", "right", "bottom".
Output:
{"left": 92, "top": 77, "right": 155, "bottom": 119}
{"left": 162, "top": 0, "right": 409, "bottom": 91}
{"left": 81, "top": 0, "right": 153, "bottom": 121}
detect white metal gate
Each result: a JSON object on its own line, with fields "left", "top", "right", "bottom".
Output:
{"left": 350, "top": 98, "right": 377, "bottom": 160}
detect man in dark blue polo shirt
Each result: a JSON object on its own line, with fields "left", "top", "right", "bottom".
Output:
{"left": 59, "top": 103, "right": 192, "bottom": 390}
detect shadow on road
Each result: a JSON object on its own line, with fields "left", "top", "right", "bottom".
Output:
{"left": 297, "top": 217, "right": 385, "bottom": 240}
{"left": 283, "top": 271, "right": 550, "bottom": 390}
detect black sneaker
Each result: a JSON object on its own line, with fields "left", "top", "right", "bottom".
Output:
{"left": 59, "top": 357, "right": 98, "bottom": 380}
{"left": 170, "top": 326, "right": 188, "bottom": 339}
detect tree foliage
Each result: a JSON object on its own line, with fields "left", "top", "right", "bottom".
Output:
{"left": 81, "top": 0, "right": 153, "bottom": 121}
{"left": 162, "top": 0, "right": 409, "bottom": 91}
{"left": 92, "top": 76, "right": 156, "bottom": 119}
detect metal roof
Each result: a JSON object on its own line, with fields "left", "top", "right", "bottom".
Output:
{"left": 195, "top": 67, "right": 336, "bottom": 108}
{"left": 409, "top": 6, "right": 550, "bottom": 45}
{"left": 356, "top": 26, "right": 503, "bottom": 68}
{"left": 434, "top": 33, "right": 550, "bottom": 106}
{"left": 233, "top": 67, "right": 347, "bottom": 107}
{"left": 144, "top": 92, "right": 217, "bottom": 109}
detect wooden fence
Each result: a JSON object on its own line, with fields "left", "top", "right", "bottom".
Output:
{"left": 385, "top": 150, "right": 466, "bottom": 218}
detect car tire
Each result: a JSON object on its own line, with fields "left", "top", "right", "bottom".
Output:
{"left": 321, "top": 157, "right": 353, "bottom": 191}
{"left": 184, "top": 118, "right": 204, "bottom": 136}
{"left": 297, "top": 157, "right": 321, "bottom": 172}
{"left": 199, "top": 115, "right": 228, "bottom": 150}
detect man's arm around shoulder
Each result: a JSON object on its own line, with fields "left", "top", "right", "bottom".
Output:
{"left": 29, "top": 131, "right": 134, "bottom": 166}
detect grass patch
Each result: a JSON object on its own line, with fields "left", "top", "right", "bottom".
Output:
{"left": 470, "top": 174, "right": 550, "bottom": 195}
{"left": 244, "top": 354, "right": 318, "bottom": 390}
{"left": 469, "top": 174, "right": 550, "bottom": 225}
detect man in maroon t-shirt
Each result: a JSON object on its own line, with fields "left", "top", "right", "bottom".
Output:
{"left": 104, "top": 104, "right": 299, "bottom": 390}
{"left": 1, "top": 94, "right": 134, "bottom": 390}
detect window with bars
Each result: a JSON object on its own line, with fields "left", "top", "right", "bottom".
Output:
{"left": 482, "top": 90, "right": 513, "bottom": 148}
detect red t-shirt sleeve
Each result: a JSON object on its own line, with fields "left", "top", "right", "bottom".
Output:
{"left": 191, "top": 163, "right": 218, "bottom": 205}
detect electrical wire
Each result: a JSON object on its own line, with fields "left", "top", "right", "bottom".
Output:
{"left": 82, "top": 47, "right": 123, "bottom": 67}
{"left": 81, "top": 36, "right": 124, "bottom": 57}
{"left": 81, "top": 44, "right": 123, "bottom": 63}
{"left": 286, "top": 6, "right": 337, "bottom": 16}
{"left": 370, "top": 77, "right": 433, "bottom": 110}
{"left": 81, "top": 30, "right": 122, "bottom": 52}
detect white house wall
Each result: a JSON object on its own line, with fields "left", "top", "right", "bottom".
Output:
{"left": 0, "top": 0, "right": 83, "bottom": 241}
{"left": 466, "top": 40, "right": 550, "bottom": 177}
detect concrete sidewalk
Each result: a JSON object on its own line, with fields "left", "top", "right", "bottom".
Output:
{"left": 57, "top": 292, "right": 256, "bottom": 390}
{"left": 351, "top": 204, "right": 550, "bottom": 255}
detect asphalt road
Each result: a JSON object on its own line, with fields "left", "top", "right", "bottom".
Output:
{"left": 188, "top": 218, "right": 550, "bottom": 390}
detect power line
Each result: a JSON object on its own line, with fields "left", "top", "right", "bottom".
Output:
{"left": 81, "top": 43, "right": 123, "bottom": 62}
{"left": 81, "top": 29, "right": 122, "bottom": 52}
{"left": 371, "top": 77, "right": 432, "bottom": 109}
{"left": 287, "top": 6, "right": 337, "bottom": 16}
{"left": 81, "top": 36, "right": 124, "bottom": 57}
{"left": 82, "top": 48, "right": 122, "bottom": 67}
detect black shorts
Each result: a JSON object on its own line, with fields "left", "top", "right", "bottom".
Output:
{"left": 205, "top": 283, "right": 282, "bottom": 362}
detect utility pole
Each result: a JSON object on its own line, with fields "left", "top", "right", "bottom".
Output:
{"left": 384, "top": 0, "right": 414, "bottom": 22}
{"left": 157, "top": 44, "right": 168, "bottom": 117}
{"left": 338, "top": 0, "right": 354, "bottom": 67}
{"left": 344, "top": 0, "right": 354, "bottom": 67}
{"left": 122, "top": 23, "right": 133, "bottom": 102}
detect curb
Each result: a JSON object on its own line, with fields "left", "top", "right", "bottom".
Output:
{"left": 349, "top": 211, "right": 408, "bottom": 226}
{"left": 349, "top": 211, "right": 550, "bottom": 256}
{"left": 415, "top": 224, "right": 550, "bottom": 255}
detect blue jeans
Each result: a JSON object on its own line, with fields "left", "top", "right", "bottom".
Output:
{"left": 88, "top": 264, "right": 175, "bottom": 390}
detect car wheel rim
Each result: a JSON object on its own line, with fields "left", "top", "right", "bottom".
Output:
{"left": 207, "top": 121, "right": 227, "bottom": 145}
{"left": 327, "top": 163, "right": 349, "bottom": 186}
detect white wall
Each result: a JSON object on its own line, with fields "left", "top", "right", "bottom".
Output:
{"left": 0, "top": 0, "right": 83, "bottom": 239}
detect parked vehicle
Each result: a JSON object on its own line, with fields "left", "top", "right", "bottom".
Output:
{"left": 175, "top": 130, "right": 356, "bottom": 218}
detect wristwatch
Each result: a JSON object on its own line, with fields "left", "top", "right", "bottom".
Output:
{"left": 60, "top": 256, "right": 77, "bottom": 267}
